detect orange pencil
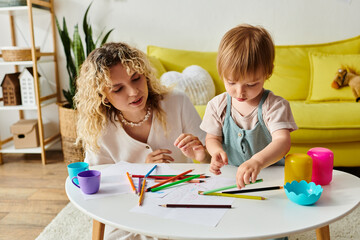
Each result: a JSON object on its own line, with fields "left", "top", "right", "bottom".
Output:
{"left": 139, "top": 178, "right": 146, "bottom": 206}
{"left": 146, "top": 169, "right": 194, "bottom": 192}
{"left": 126, "top": 172, "right": 137, "bottom": 194}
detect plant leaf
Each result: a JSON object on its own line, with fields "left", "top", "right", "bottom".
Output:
{"left": 72, "top": 25, "right": 85, "bottom": 77}
{"left": 83, "top": 2, "right": 96, "bottom": 56}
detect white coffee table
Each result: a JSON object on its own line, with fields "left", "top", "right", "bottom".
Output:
{"left": 65, "top": 164, "right": 360, "bottom": 240}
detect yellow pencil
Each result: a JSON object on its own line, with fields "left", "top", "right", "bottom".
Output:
{"left": 126, "top": 172, "right": 137, "bottom": 194}
{"left": 198, "top": 191, "right": 266, "bottom": 200}
{"left": 139, "top": 178, "right": 146, "bottom": 206}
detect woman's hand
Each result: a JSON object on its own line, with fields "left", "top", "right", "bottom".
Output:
{"left": 145, "top": 149, "right": 174, "bottom": 163}
{"left": 174, "top": 133, "right": 208, "bottom": 162}
{"left": 209, "top": 150, "right": 228, "bottom": 175}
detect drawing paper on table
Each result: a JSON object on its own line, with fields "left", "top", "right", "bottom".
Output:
{"left": 130, "top": 178, "right": 234, "bottom": 227}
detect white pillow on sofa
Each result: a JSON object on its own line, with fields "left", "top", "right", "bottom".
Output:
{"left": 160, "top": 65, "right": 215, "bottom": 105}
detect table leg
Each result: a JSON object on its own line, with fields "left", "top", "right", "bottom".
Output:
{"left": 92, "top": 219, "right": 105, "bottom": 240}
{"left": 316, "top": 225, "right": 330, "bottom": 240}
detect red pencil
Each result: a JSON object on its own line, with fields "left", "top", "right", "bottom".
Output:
{"left": 146, "top": 169, "right": 194, "bottom": 191}
{"left": 154, "top": 179, "right": 204, "bottom": 183}
{"left": 130, "top": 174, "right": 207, "bottom": 179}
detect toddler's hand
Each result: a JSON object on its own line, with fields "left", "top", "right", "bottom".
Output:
{"left": 236, "top": 158, "right": 261, "bottom": 188}
{"left": 146, "top": 149, "right": 174, "bottom": 163}
{"left": 174, "top": 133, "right": 206, "bottom": 162}
{"left": 209, "top": 150, "right": 228, "bottom": 175}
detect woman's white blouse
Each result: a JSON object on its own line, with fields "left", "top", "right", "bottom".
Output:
{"left": 85, "top": 91, "right": 205, "bottom": 166}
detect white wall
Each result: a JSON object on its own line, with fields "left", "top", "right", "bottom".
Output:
{"left": 1, "top": 0, "right": 360, "bottom": 148}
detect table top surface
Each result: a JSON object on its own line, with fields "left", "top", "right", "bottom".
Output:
{"left": 65, "top": 163, "right": 360, "bottom": 240}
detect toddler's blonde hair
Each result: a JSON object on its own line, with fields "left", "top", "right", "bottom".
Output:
{"left": 74, "top": 42, "right": 169, "bottom": 153}
{"left": 217, "top": 24, "right": 275, "bottom": 81}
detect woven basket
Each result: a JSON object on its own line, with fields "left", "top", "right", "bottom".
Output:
{"left": 61, "top": 136, "right": 84, "bottom": 164}
{"left": 58, "top": 104, "right": 85, "bottom": 163}
{"left": 1, "top": 47, "right": 40, "bottom": 61}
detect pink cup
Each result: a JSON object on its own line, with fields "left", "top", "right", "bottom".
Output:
{"left": 307, "top": 147, "right": 334, "bottom": 185}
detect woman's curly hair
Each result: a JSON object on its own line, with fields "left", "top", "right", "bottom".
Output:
{"left": 74, "top": 42, "right": 169, "bottom": 153}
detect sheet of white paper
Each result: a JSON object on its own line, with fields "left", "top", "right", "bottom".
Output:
{"left": 131, "top": 176, "right": 235, "bottom": 227}
{"left": 81, "top": 174, "right": 132, "bottom": 200}
{"left": 81, "top": 162, "right": 188, "bottom": 200}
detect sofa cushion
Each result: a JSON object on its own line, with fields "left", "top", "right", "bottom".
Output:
{"left": 266, "top": 35, "right": 360, "bottom": 101}
{"left": 160, "top": 65, "right": 215, "bottom": 105}
{"left": 307, "top": 53, "right": 360, "bottom": 102}
{"left": 290, "top": 101, "right": 360, "bottom": 143}
{"left": 147, "top": 46, "right": 224, "bottom": 95}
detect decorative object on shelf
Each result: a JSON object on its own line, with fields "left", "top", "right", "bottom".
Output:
{"left": 56, "top": 3, "right": 113, "bottom": 163}
{"left": 18, "top": 67, "right": 40, "bottom": 106}
{"left": 1, "top": 72, "right": 21, "bottom": 106}
{"left": 10, "top": 119, "right": 39, "bottom": 149}
{"left": 0, "top": 46, "right": 40, "bottom": 61}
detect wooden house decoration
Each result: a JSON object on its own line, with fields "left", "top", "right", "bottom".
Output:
{"left": 1, "top": 72, "right": 21, "bottom": 106}
{"left": 19, "top": 67, "right": 41, "bottom": 106}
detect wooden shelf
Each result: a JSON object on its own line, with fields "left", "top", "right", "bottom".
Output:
{"left": 0, "top": 3, "right": 49, "bottom": 14}
{"left": 0, "top": 136, "right": 60, "bottom": 154}
{"left": 0, "top": 0, "right": 60, "bottom": 165}
{"left": 0, "top": 58, "right": 54, "bottom": 66}
{"left": 0, "top": 98, "right": 56, "bottom": 110}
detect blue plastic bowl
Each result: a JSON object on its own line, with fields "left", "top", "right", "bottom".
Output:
{"left": 284, "top": 180, "right": 323, "bottom": 206}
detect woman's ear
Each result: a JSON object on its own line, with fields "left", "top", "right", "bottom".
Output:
{"left": 104, "top": 98, "right": 109, "bottom": 104}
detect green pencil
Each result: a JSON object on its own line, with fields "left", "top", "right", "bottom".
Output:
{"left": 201, "top": 179, "right": 263, "bottom": 195}
{"left": 150, "top": 174, "right": 201, "bottom": 192}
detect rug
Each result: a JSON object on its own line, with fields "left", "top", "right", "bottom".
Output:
{"left": 36, "top": 202, "right": 360, "bottom": 240}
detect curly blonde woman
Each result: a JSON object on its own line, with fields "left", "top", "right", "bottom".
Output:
{"left": 75, "top": 42, "right": 209, "bottom": 167}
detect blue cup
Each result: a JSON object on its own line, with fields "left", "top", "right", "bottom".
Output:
{"left": 67, "top": 162, "right": 89, "bottom": 185}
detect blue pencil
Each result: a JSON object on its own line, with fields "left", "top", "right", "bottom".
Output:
{"left": 145, "top": 165, "right": 157, "bottom": 178}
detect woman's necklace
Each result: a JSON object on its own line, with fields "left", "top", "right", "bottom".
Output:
{"left": 118, "top": 107, "right": 151, "bottom": 127}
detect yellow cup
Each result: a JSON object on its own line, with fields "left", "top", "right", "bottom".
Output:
{"left": 284, "top": 153, "right": 312, "bottom": 184}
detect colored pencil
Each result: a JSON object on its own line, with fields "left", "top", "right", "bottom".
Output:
{"left": 198, "top": 191, "right": 266, "bottom": 200}
{"left": 155, "top": 179, "right": 204, "bottom": 183}
{"left": 138, "top": 178, "right": 146, "bottom": 206}
{"left": 150, "top": 174, "right": 201, "bottom": 192}
{"left": 222, "top": 186, "right": 283, "bottom": 194}
{"left": 126, "top": 172, "right": 137, "bottom": 194}
{"left": 130, "top": 174, "right": 208, "bottom": 179}
{"left": 146, "top": 169, "right": 194, "bottom": 191}
{"left": 145, "top": 165, "right": 157, "bottom": 177}
{"left": 149, "top": 174, "right": 210, "bottom": 178}
{"left": 201, "top": 179, "right": 263, "bottom": 195}
{"left": 159, "top": 204, "right": 232, "bottom": 208}
{"left": 137, "top": 178, "right": 142, "bottom": 195}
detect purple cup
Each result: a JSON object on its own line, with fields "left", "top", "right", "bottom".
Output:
{"left": 72, "top": 170, "right": 101, "bottom": 194}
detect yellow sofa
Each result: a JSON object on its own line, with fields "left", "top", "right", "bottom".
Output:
{"left": 147, "top": 35, "right": 360, "bottom": 167}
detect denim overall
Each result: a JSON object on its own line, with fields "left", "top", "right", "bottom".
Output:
{"left": 222, "top": 90, "right": 287, "bottom": 240}
{"left": 222, "top": 90, "right": 285, "bottom": 166}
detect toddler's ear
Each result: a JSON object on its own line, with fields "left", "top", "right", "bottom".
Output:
{"left": 331, "top": 81, "right": 340, "bottom": 89}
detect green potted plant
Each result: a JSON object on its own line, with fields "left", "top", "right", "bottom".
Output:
{"left": 56, "top": 3, "right": 113, "bottom": 163}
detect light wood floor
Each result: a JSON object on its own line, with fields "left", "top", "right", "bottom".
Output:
{"left": 0, "top": 151, "right": 69, "bottom": 240}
